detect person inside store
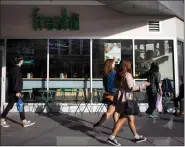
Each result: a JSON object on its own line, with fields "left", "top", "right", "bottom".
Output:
{"left": 1, "top": 56, "right": 35, "bottom": 128}
{"left": 173, "top": 76, "right": 184, "bottom": 116}
{"left": 93, "top": 59, "right": 119, "bottom": 128}
{"left": 136, "top": 62, "right": 162, "bottom": 118}
{"left": 107, "top": 60, "right": 150, "bottom": 146}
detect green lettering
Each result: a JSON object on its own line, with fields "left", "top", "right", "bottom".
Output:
{"left": 54, "top": 16, "right": 62, "bottom": 30}
{"left": 74, "top": 14, "right": 80, "bottom": 30}
{"left": 39, "top": 16, "right": 45, "bottom": 30}
{"left": 33, "top": 8, "right": 40, "bottom": 31}
{"left": 45, "top": 16, "right": 53, "bottom": 30}
{"left": 33, "top": 7, "right": 80, "bottom": 31}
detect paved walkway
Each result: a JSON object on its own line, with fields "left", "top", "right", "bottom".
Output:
{"left": 1, "top": 112, "right": 184, "bottom": 146}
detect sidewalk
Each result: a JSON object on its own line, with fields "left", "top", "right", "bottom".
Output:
{"left": 1, "top": 112, "right": 184, "bottom": 146}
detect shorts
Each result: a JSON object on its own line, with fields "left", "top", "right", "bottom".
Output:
{"left": 102, "top": 90, "right": 118, "bottom": 106}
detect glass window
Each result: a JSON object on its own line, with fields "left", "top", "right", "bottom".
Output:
{"left": 92, "top": 39, "right": 133, "bottom": 103}
{"left": 92, "top": 39, "right": 133, "bottom": 78}
{"left": 177, "top": 41, "right": 184, "bottom": 79}
{"left": 49, "top": 39, "right": 90, "bottom": 78}
{"left": 49, "top": 39, "right": 90, "bottom": 103}
{"left": 6, "top": 39, "right": 47, "bottom": 102}
{"left": 134, "top": 40, "right": 174, "bottom": 79}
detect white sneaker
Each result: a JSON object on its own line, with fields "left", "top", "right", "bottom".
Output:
{"left": 23, "top": 120, "right": 35, "bottom": 128}
{"left": 135, "top": 135, "right": 147, "bottom": 143}
{"left": 1, "top": 120, "right": 10, "bottom": 127}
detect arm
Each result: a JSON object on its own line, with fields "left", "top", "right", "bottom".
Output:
{"left": 125, "top": 73, "right": 146, "bottom": 92}
{"left": 134, "top": 71, "right": 149, "bottom": 79}
{"left": 11, "top": 68, "right": 22, "bottom": 95}
{"left": 156, "top": 72, "right": 162, "bottom": 95}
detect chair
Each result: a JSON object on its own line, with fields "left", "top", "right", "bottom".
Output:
{"left": 80, "top": 89, "right": 92, "bottom": 115}
{"left": 94, "top": 89, "right": 107, "bottom": 115}
{"left": 162, "top": 92, "right": 174, "bottom": 113}
{"left": 134, "top": 91, "right": 148, "bottom": 115}
{"left": 56, "top": 88, "right": 77, "bottom": 113}
{"left": 22, "top": 89, "right": 35, "bottom": 112}
{"left": 57, "top": 88, "right": 85, "bottom": 115}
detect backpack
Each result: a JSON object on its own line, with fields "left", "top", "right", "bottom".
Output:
{"left": 162, "top": 78, "right": 173, "bottom": 93}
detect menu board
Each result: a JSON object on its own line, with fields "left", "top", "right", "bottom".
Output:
{"left": 49, "top": 39, "right": 69, "bottom": 55}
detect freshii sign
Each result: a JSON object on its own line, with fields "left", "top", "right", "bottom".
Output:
{"left": 33, "top": 8, "right": 80, "bottom": 31}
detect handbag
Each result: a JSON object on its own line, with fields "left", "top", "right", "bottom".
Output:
{"left": 126, "top": 100, "right": 140, "bottom": 115}
{"left": 103, "top": 92, "right": 114, "bottom": 102}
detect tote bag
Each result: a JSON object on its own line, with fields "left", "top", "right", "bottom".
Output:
{"left": 156, "top": 93, "right": 163, "bottom": 112}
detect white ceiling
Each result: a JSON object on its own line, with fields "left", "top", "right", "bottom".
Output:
{"left": 97, "top": 0, "right": 184, "bottom": 20}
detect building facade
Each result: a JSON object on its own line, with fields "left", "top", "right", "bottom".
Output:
{"left": 0, "top": 1, "right": 184, "bottom": 112}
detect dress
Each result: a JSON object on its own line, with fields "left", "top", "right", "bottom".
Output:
{"left": 115, "top": 72, "right": 146, "bottom": 115}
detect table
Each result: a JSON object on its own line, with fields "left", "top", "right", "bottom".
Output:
{"left": 38, "top": 89, "right": 56, "bottom": 114}
{"left": 22, "top": 89, "right": 33, "bottom": 99}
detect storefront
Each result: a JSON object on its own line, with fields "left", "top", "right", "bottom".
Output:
{"left": 0, "top": 3, "right": 184, "bottom": 112}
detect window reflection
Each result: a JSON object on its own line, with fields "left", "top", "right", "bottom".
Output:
{"left": 135, "top": 40, "right": 173, "bottom": 79}
{"left": 92, "top": 40, "right": 133, "bottom": 78}
{"left": 6, "top": 39, "right": 47, "bottom": 78}
{"left": 49, "top": 39, "right": 90, "bottom": 78}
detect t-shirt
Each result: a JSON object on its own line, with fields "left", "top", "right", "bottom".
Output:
{"left": 146, "top": 71, "right": 161, "bottom": 94}
{"left": 139, "top": 71, "right": 161, "bottom": 94}
{"left": 103, "top": 71, "right": 116, "bottom": 92}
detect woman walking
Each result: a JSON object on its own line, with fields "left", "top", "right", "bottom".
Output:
{"left": 93, "top": 59, "right": 119, "bottom": 128}
{"left": 107, "top": 60, "right": 150, "bottom": 146}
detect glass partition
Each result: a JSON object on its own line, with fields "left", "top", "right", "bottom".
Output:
{"left": 49, "top": 39, "right": 90, "bottom": 102}
{"left": 6, "top": 39, "right": 47, "bottom": 102}
{"left": 134, "top": 40, "right": 174, "bottom": 80}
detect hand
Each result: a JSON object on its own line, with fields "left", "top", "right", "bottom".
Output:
{"left": 144, "top": 81, "right": 150, "bottom": 87}
{"left": 15, "top": 93, "right": 21, "bottom": 98}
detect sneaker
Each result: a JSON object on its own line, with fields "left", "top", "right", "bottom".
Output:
{"left": 135, "top": 135, "right": 146, "bottom": 143}
{"left": 107, "top": 137, "right": 121, "bottom": 146}
{"left": 148, "top": 114, "right": 158, "bottom": 118}
{"left": 23, "top": 120, "right": 35, "bottom": 128}
{"left": 1, "top": 120, "right": 10, "bottom": 127}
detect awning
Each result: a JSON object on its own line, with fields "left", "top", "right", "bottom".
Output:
{"left": 97, "top": 0, "right": 184, "bottom": 20}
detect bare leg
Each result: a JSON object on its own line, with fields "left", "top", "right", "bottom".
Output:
{"left": 127, "top": 115, "right": 137, "bottom": 136}
{"left": 112, "top": 115, "right": 127, "bottom": 136}
{"left": 93, "top": 104, "right": 115, "bottom": 127}
{"left": 113, "top": 111, "right": 119, "bottom": 123}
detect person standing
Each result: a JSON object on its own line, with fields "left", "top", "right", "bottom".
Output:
{"left": 1, "top": 56, "right": 35, "bottom": 128}
{"left": 107, "top": 60, "right": 150, "bottom": 146}
{"left": 173, "top": 76, "right": 184, "bottom": 116}
{"left": 93, "top": 59, "right": 119, "bottom": 128}
{"left": 138, "top": 62, "right": 162, "bottom": 118}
